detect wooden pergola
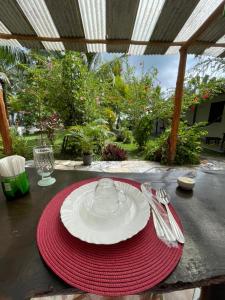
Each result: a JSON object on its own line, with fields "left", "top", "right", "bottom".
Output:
{"left": 0, "top": 0, "right": 225, "bottom": 163}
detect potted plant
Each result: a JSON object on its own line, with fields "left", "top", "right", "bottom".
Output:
{"left": 81, "top": 136, "right": 94, "bottom": 166}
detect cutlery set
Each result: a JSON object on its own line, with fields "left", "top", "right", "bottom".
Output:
{"left": 141, "top": 184, "right": 185, "bottom": 246}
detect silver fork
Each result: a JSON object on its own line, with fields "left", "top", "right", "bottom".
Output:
{"left": 157, "top": 188, "right": 185, "bottom": 244}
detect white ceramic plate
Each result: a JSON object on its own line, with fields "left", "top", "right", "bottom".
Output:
{"left": 60, "top": 180, "right": 150, "bottom": 244}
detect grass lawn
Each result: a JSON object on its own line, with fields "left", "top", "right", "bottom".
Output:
{"left": 1, "top": 129, "right": 145, "bottom": 161}
{"left": 116, "top": 142, "right": 145, "bottom": 160}
{"left": 0, "top": 130, "right": 67, "bottom": 160}
{"left": 1, "top": 130, "right": 224, "bottom": 162}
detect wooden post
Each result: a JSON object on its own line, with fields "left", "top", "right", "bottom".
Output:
{"left": 168, "top": 48, "right": 187, "bottom": 164}
{"left": 0, "top": 83, "right": 12, "bottom": 155}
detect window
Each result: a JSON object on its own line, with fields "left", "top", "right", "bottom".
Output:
{"left": 208, "top": 101, "right": 225, "bottom": 123}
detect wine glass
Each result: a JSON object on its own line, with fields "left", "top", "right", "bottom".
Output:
{"left": 33, "top": 145, "right": 56, "bottom": 186}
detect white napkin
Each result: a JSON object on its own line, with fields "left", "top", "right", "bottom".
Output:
{"left": 0, "top": 155, "right": 25, "bottom": 177}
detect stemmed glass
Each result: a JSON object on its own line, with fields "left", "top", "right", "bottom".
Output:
{"left": 33, "top": 145, "right": 56, "bottom": 186}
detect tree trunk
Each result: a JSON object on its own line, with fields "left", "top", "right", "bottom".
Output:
{"left": 0, "top": 83, "right": 12, "bottom": 155}
{"left": 168, "top": 49, "right": 187, "bottom": 164}
{"left": 1, "top": 81, "right": 9, "bottom": 119}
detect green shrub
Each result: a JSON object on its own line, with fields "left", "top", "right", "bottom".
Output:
{"left": 116, "top": 128, "right": 134, "bottom": 144}
{"left": 144, "top": 134, "right": 167, "bottom": 162}
{"left": 80, "top": 135, "right": 94, "bottom": 155}
{"left": 68, "top": 123, "right": 113, "bottom": 156}
{"left": 144, "top": 122, "right": 207, "bottom": 165}
{"left": 11, "top": 129, "right": 33, "bottom": 159}
{"left": 133, "top": 115, "right": 153, "bottom": 148}
{"left": 67, "top": 125, "right": 86, "bottom": 156}
{"left": 0, "top": 138, "right": 4, "bottom": 159}
{"left": 174, "top": 122, "right": 207, "bottom": 165}
{"left": 84, "top": 123, "right": 114, "bottom": 153}
{"left": 102, "top": 143, "right": 128, "bottom": 161}
{"left": 102, "top": 108, "right": 116, "bottom": 130}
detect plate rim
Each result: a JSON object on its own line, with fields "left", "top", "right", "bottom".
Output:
{"left": 60, "top": 179, "right": 150, "bottom": 244}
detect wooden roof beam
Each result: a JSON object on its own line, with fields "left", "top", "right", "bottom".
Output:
{"left": 168, "top": 0, "right": 225, "bottom": 164}
{"left": 1, "top": 33, "right": 225, "bottom": 48}
{"left": 181, "top": 0, "right": 225, "bottom": 50}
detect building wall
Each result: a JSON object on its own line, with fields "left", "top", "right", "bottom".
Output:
{"left": 186, "top": 93, "right": 225, "bottom": 138}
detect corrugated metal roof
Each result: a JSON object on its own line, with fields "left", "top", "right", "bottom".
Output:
{"left": 17, "top": 0, "right": 64, "bottom": 51}
{"left": 78, "top": 0, "right": 106, "bottom": 52}
{"left": 106, "top": 0, "right": 140, "bottom": 53}
{"left": 0, "top": 21, "right": 22, "bottom": 48}
{"left": 187, "top": 12, "right": 225, "bottom": 55}
{"left": 0, "top": 0, "right": 224, "bottom": 56}
{"left": 145, "top": 0, "right": 200, "bottom": 55}
{"left": 45, "top": 0, "right": 86, "bottom": 52}
{"left": 0, "top": 0, "right": 43, "bottom": 49}
{"left": 129, "top": 0, "right": 166, "bottom": 55}
{"left": 166, "top": 0, "right": 225, "bottom": 55}
{"left": 200, "top": 13, "right": 225, "bottom": 56}
{"left": 200, "top": 13, "right": 225, "bottom": 42}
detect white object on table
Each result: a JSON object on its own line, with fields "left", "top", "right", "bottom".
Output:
{"left": 0, "top": 155, "right": 25, "bottom": 177}
{"left": 141, "top": 184, "right": 177, "bottom": 245}
{"left": 157, "top": 189, "right": 185, "bottom": 244}
{"left": 152, "top": 210, "right": 164, "bottom": 239}
{"left": 0, "top": 159, "right": 11, "bottom": 177}
{"left": 177, "top": 176, "right": 195, "bottom": 190}
{"left": 60, "top": 180, "right": 150, "bottom": 245}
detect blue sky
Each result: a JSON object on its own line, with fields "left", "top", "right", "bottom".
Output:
{"left": 101, "top": 54, "right": 197, "bottom": 91}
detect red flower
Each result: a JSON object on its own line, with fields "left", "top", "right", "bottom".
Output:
{"left": 202, "top": 93, "right": 209, "bottom": 99}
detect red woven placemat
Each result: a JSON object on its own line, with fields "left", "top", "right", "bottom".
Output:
{"left": 37, "top": 178, "right": 183, "bottom": 296}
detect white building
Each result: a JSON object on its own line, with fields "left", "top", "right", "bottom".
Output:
{"left": 186, "top": 93, "right": 225, "bottom": 148}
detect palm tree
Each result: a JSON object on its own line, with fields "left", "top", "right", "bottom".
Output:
{"left": 0, "top": 75, "right": 12, "bottom": 154}
{"left": 0, "top": 46, "right": 29, "bottom": 154}
{"left": 0, "top": 45, "right": 29, "bottom": 63}
{"left": 81, "top": 53, "right": 101, "bottom": 70}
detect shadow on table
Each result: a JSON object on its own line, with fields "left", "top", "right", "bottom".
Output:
{"left": 175, "top": 187, "right": 193, "bottom": 199}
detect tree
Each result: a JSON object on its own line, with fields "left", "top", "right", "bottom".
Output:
{"left": 0, "top": 45, "right": 29, "bottom": 154}
{"left": 181, "top": 74, "right": 225, "bottom": 122}
{"left": 49, "top": 52, "right": 103, "bottom": 126}
{"left": 0, "top": 80, "right": 12, "bottom": 154}
{"left": 97, "top": 57, "right": 165, "bottom": 130}
{"left": 194, "top": 56, "right": 225, "bottom": 75}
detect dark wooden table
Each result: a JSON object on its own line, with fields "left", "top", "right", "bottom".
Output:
{"left": 1, "top": 168, "right": 225, "bottom": 300}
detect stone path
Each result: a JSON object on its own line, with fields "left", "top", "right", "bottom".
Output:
{"left": 27, "top": 158, "right": 225, "bottom": 174}
{"left": 31, "top": 288, "right": 197, "bottom": 300}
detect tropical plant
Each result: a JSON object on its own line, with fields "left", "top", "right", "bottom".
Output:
{"left": 0, "top": 46, "right": 30, "bottom": 111}
{"left": 40, "top": 113, "right": 62, "bottom": 143}
{"left": 102, "top": 143, "right": 127, "bottom": 161}
{"left": 133, "top": 114, "right": 153, "bottom": 147}
{"left": 68, "top": 123, "right": 112, "bottom": 156}
{"left": 10, "top": 129, "right": 31, "bottom": 158}
{"left": 116, "top": 128, "right": 134, "bottom": 144}
{"left": 80, "top": 135, "right": 94, "bottom": 155}
{"left": 144, "top": 122, "right": 207, "bottom": 165}
{"left": 0, "top": 46, "right": 29, "bottom": 64}
{"left": 102, "top": 108, "right": 116, "bottom": 130}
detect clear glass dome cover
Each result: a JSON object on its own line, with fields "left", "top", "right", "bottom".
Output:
{"left": 87, "top": 178, "right": 131, "bottom": 221}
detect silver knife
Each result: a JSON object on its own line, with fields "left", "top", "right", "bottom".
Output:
{"left": 141, "top": 184, "right": 176, "bottom": 243}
